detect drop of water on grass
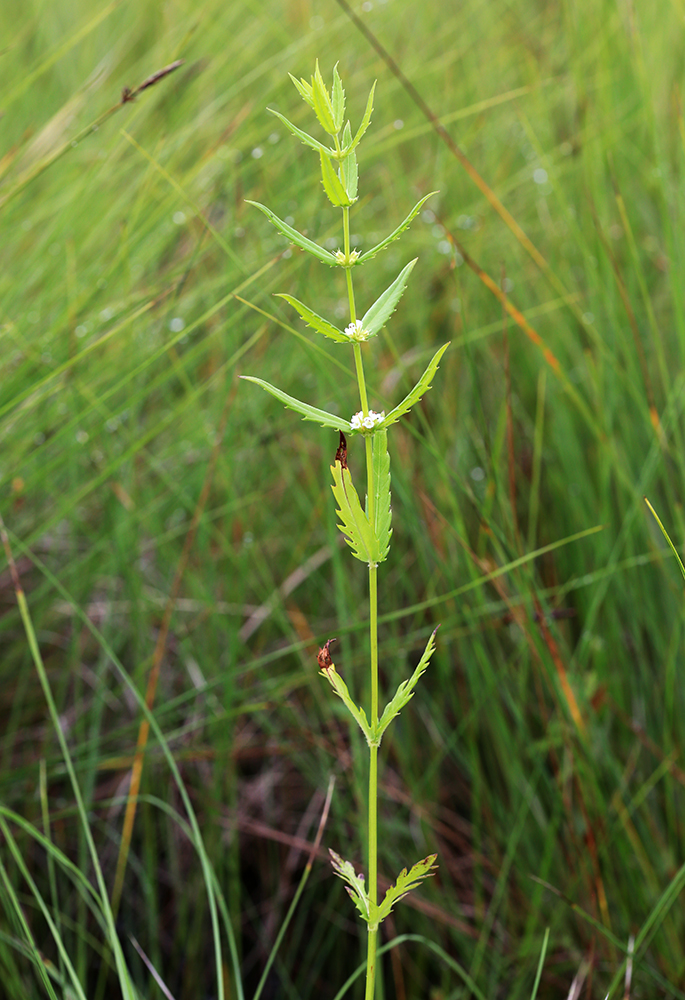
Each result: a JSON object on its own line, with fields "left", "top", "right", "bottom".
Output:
{"left": 268, "top": 132, "right": 280, "bottom": 144}
{"left": 75, "top": 430, "right": 89, "bottom": 444}
{"left": 100, "top": 307, "right": 114, "bottom": 321}
{"left": 75, "top": 325, "right": 88, "bottom": 338}
{"left": 393, "top": 120, "right": 404, "bottom": 130}
{"left": 533, "top": 168, "right": 548, "bottom": 185}
{"left": 362, "top": 1, "right": 373, "bottom": 9}
{"left": 251, "top": 147, "right": 264, "bottom": 159}
{"left": 437, "top": 240, "right": 451, "bottom": 255}
{"left": 173, "top": 211, "right": 187, "bottom": 225}
{"left": 470, "top": 467, "right": 485, "bottom": 482}
{"left": 169, "top": 317, "right": 185, "bottom": 333}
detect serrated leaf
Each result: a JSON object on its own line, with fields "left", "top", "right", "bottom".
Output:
{"left": 276, "top": 294, "right": 350, "bottom": 343}
{"left": 358, "top": 192, "right": 437, "bottom": 263}
{"left": 370, "top": 430, "right": 392, "bottom": 563}
{"left": 267, "top": 108, "right": 328, "bottom": 154}
{"left": 382, "top": 342, "right": 450, "bottom": 429}
{"left": 361, "top": 259, "right": 416, "bottom": 337}
{"left": 311, "top": 60, "right": 337, "bottom": 135}
{"left": 329, "top": 850, "right": 370, "bottom": 923}
{"left": 331, "top": 460, "right": 382, "bottom": 565}
{"left": 246, "top": 201, "right": 338, "bottom": 265}
{"left": 320, "top": 148, "right": 354, "bottom": 207}
{"left": 319, "top": 663, "right": 372, "bottom": 741}
{"left": 241, "top": 376, "right": 351, "bottom": 431}
{"left": 376, "top": 855, "right": 438, "bottom": 924}
{"left": 374, "top": 628, "right": 438, "bottom": 742}
{"left": 339, "top": 129, "right": 358, "bottom": 201}
{"left": 289, "top": 72, "right": 314, "bottom": 109}
{"left": 345, "top": 81, "right": 376, "bottom": 155}
{"left": 331, "top": 63, "right": 345, "bottom": 131}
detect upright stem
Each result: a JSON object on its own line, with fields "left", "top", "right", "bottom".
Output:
{"left": 365, "top": 563, "right": 379, "bottom": 1000}
{"left": 345, "top": 202, "right": 380, "bottom": 999}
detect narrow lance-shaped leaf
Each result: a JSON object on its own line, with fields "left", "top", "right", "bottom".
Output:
{"left": 318, "top": 647, "right": 373, "bottom": 742}
{"left": 358, "top": 192, "right": 438, "bottom": 263}
{"left": 375, "top": 855, "right": 439, "bottom": 927}
{"left": 330, "top": 459, "right": 381, "bottom": 565}
{"left": 343, "top": 81, "right": 376, "bottom": 156}
{"left": 373, "top": 627, "right": 438, "bottom": 744}
{"left": 331, "top": 63, "right": 345, "bottom": 132}
{"left": 240, "top": 376, "right": 351, "bottom": 431}
{"left": 319, "top": 148, "right": 354, "bottom": 207}
{"left": 382, "top": 342, "right": 450, "bottom": 429}
{"left": 339, "top": 121, "right": 358, "bottom": 201}
{"left": 311, "top": 60, "right": 337, "bottom": 135}
{"left": 246, "top": 200, "right": 338, "bottom": 266}
{"left": 288, "top": 72, "right": 314, "bottom": 109}
{"left": 276, "top": 294, "right": 351, "bottom": 343}
{"left": 361, "top": 259, "right": 417, "bottom": 337}
{"left": 370, "top": 429, "right": 392, "bottom": 563}
{"left": 267, "top": 108, "right": 329, "bottom": 155}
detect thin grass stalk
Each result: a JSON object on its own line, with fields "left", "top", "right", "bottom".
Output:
{"left": 2, "top": 526, "right": 239, "bottom": 1000}
{"left": 0, "top": 514, "right": 137, "bottom": 1000}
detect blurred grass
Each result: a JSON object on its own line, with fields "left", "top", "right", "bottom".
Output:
{"left": 2, "top": 0, "right": 685, "bottom": 996}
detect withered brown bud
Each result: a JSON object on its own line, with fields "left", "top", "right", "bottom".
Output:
{"left": 335, "top": 432, "right": 348, "bottom": 470}
{"left": 317, "top": 638, "right": 337, "bottom": 671}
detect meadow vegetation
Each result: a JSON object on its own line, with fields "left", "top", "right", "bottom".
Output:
{"left": 2, "top": 0, "right": 685, "bottom": 996}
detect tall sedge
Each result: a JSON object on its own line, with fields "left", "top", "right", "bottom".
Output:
{"left": 242, "top": 62, "right": 448, "bottom": 998}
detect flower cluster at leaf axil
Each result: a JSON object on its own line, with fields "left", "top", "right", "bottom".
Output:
{"left": 350, "top": 409, "right": 385, "bottom": 431}
{"left": 241, "top": 62, "right": 448, "bottom": 997}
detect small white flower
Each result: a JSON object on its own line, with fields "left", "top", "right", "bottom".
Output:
{"left": 344, "top": 319, "right": 368, "bottom": 341}
{"left": 350, "top": 409, "right": 385, "bottom": 432}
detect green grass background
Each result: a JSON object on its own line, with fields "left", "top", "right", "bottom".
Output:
{"left": 2, "top": 0, "right": 685, "bottom": 996}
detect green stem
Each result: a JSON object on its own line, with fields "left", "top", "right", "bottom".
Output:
{"left": 343, "top": 205, "right": 357, "bottom": 322}
{"left": 365, "top": 928, "right": 378, "bottom": 1000}
{"left": 344, "top": 198, "right": 380, "bottom": 1000}
{"left": 366, "top": 564, "right": 379, "bottom": 998}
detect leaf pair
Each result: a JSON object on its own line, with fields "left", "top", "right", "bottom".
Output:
{"left": 329, "top": 849, "right": 438, "bottom": 932}
{"left": 246, "top": 191, "right": 437, "bottom": 268}
{"left": 319, "top": 628, "right": 438, "bottom": 747}
{"left": 240, "top": 342, "right": 450, "bottom": 438}
{"left": 278, "top": 258, "right": 417, "bottom": 344}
